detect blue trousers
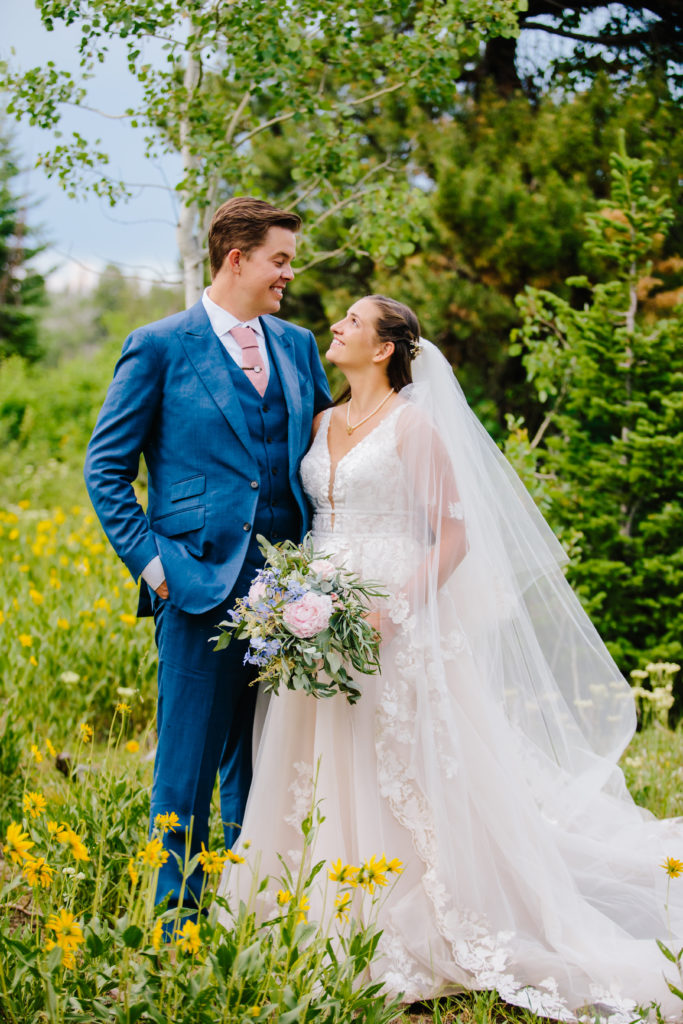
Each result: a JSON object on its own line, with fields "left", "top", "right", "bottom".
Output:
{"left": 149, "top": 568, "right": 259, "bottom": 910}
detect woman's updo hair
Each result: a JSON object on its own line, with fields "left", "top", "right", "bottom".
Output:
{"left": 367, "top": 294, "right": 421, "bottom": 392}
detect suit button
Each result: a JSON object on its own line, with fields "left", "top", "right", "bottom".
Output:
{"left": 266, "top": 436, "right": 272, "bottom": 444}
{"left": 271, "top": 466, "right": 278, "bottom": 476}
{"left": 243, "top": 522, "right": 251, "bottom": 532}
{"left": 262, "top": 403, "right": 270, "bottom": 413}
{"left": 250, "top": 480, "right": 259, "bottom": 489}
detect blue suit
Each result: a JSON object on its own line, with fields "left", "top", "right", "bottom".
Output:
{"left": 84, "top": 300, "right": 330, "bottom": 908}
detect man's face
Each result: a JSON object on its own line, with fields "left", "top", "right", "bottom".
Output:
{"left": 238, "top": 226, "right": 297, "bottom": 318}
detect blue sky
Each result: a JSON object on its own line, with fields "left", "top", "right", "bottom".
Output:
{"left": 1, "top": 1, "right": 181, "bottom": 291}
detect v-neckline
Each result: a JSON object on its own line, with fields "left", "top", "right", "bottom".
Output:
{"left": 323, "top": 402, "right": 402, "bottom": 508}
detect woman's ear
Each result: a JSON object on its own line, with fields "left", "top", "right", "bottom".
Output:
{"left": 372, "top": 341, "right": 395, "bottom": 365}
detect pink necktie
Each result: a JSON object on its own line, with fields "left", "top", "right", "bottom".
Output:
{"left": 231, "top": 325, "right": 268, "bottom": 397}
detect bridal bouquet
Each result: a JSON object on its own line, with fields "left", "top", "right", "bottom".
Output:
{"left": 212, "top": 535, "right": 386, "bottom": 704}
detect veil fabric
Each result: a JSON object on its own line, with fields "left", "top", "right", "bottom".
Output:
{"left": 397, "top": 338, "right": 637, "bottom": 810}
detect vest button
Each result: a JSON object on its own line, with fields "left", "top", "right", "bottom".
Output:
{"left": 250, "top": 480, "right": 259, "bottom": 489}
{"left": 243, "top": 522, "right": 250, "bottom": 532}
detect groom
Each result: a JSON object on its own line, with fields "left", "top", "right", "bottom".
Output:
{"left": 84, "top": 197, "right": 331, "bottom": 909}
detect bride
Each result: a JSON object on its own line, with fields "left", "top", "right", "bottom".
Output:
{"left": 220, "top": 294, "right": 683, "bottom": 1020}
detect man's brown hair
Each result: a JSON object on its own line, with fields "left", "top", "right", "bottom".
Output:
{"left": 208, "top": 197, "right": 302, "bottom": 277}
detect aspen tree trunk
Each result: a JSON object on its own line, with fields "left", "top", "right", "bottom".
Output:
{"left": 176, "top": 51, "right": 205, "bottom": 309}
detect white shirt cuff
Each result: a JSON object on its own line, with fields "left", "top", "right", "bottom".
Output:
{"left": 141, "top": 556, "right": 165, "bottom": 591}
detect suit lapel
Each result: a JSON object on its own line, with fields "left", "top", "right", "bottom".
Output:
{"left": 179, "top": 301, "right": 253, "bottom": 458}
{"left": 261, "top": 316, "right": 303, "bottom": 471}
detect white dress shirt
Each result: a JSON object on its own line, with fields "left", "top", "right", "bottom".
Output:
{"left": 141, "top": 290, "right": 270, "bottom": 592}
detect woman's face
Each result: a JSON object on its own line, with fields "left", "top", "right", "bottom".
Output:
{"left": 327, "top": 298, "right": 383, "bottom": 369}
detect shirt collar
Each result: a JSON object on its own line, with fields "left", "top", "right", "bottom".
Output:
{"left": 202, "top": 287, "right": 264, "bottom": 339}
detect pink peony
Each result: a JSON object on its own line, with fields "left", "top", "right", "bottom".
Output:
{"left": 309, "top": 558, "right": 335, "bottom": 580}
{"left": 282, "top": 591, "right": 333, "bottom": 638}
{"left": 248, "top": 580, "right": 268, "bottom": 605}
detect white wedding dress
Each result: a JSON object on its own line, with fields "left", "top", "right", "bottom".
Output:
{"left": 220, "top": 393, "right": 683, "bottom": 1022}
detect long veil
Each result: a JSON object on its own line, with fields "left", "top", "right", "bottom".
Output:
{"left": 367, "top": 338, "right": 683, "bottom": 1012}
{"left": 398, "top": 338, "right": 637, "bottom": 807}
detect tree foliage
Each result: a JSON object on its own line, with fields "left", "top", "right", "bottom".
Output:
{"left": 0, "top": 130, "right": 46, "bottom": 362}
{"left": 510, "top": 135, "right": 683, "bottom": 670}
{"left": 1, "top": 0, "right": 522, "bottom": 305}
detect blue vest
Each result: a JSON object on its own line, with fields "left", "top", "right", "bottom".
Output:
{"left": 221, "top": 340, "right": 300, "bottom": 569}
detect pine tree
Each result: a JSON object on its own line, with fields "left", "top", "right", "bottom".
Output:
{"left": 0, "top": 132, "right": 46, "bottom": 362}
{"left": 510, "top": 134, "right": 683, "bottom": 670}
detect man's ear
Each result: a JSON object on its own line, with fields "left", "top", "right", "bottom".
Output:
{"left": 224, "top": 247, "right": 243, "bottom": 274}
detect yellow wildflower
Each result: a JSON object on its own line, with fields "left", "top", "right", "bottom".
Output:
{"left": 9, "top": 528, "right": 19, "bottom": 540}
{"left": 137, "top": 837, "right": 169, "bottom": 869}
{"left": 57, "top": 618, "right": 69, "bottom": 630}
{"left": 385, "top": 857, "right": 404, "bottom": 875}
{"left": 18, "top": 499, "right": 30, "bottom": 509}
{"left": 358, "top": 855, "right": 388, "bottom": 893}
{"left": 93, "top": 597, "right": 110, "bottom": 611}
{"left": 45, "top": 939, "right": 76, "bottom": 969}
{"left": 23, "top": 791, "right": 47, "bottom": 819}
{"left": 45, "top": 738, "right": 57, "bottom": 758}
{"left": 246, "top": 1009, "right": 261, "bottom": 1019}
{"left": 226, "top": 849, "right": 245, "bottom": 864}
{"left": 0, "top": 609, "right": 5, "bottom": 624}
{"left": 276, "top": 889, "right": 292, "bottom": 906}
{"left": 49, "top": 575, "right": 62, "bottom": 590}
{"left": 120, "top": 613, "right": 137, "bottom": 626}
{"left": 47, "top": 820, "right": 61, "bottom": 836}
{"left": 128, "top": 858, "right": 139, "bottom": 886}
{"left": 154, "top": 811, "right": 180, "bottom": 834}
{"left": 151, "top": 919, "right": 163, "bottom": 951}
{"left": 29, "top": 589, "right": 44, "bottom": 605}
{"left": 46, "top": 908, "right": 84, "bottom": 952}
{"left": 3, "top": 822, "right": 35, "bottom": 864}
{"left": 176, "top": 919, "right": 201, "bottom": 955}
{"left": 125, "top": 740, "right": 140, "bottom": 754}
{"left": 30, "top": 743, "right": 43, "bottom": 764}
{"left": 661, "top": 857, "right": 683, "bottom": 879}
{"left": 295, "top": 893, "right": 309, "bottom": 924}
{"left": 19, "top": 634, "right": 33, "bottom": 647}
{"left": 334, "top": 891, "right": 352, "bottom": 922}
{"left": 59, "top": 554, "right": 69, "bottom": 567}
{"left": 328, "top": 858, "right": 359, "bottom": 886}
{"left": 29, "top": 655, "right": 38, "bottom": 667}
{"left": 198, "top": 843, "right": 229, "bottom": 875}
{"left": 56, "top": 825, "right": 90, "bottom": 862}
{"left": 79, "top": 723, "right": 93, "bottom": 743}
{"left": 19, "top": 564, "right": 29, "bottom": 572}
{"left": 23, "top": 857, "right": 54, "bottom": 888}
{"left": 115, "top": 702, "right": 131, "bottom": 714}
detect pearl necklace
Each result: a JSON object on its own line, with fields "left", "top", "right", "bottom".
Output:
{"left": 346, "top": 389, "right": 395, "bottom": 435}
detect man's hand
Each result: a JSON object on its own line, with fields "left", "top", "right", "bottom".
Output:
{"left": 155, "top": 581, "right": 169, "bottom": 600}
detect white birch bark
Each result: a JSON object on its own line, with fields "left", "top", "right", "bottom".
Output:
{"left": 176, "top": 51, "right": 205, "bottom": 309}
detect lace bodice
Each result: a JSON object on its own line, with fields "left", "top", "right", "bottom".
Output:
{"left": 300, "top": 404, "right": 422, "bottom": 588}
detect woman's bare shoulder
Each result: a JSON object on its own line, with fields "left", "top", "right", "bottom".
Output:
{"left": 311, "top": 407, "right": 332, "bottom": 441}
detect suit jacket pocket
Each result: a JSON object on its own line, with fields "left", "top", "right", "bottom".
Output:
{"left": 152, "top": 505, "right": 205, "bottom": 537}
{"left": 170, "top": 474, "right": 206, "bottom": 502}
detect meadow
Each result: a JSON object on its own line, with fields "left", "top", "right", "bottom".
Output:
{"left": 1, "top": 357, "right": 683, "bottom": 1022}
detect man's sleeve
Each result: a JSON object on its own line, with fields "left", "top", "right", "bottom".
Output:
{"left": 84, "top": 329, "right": 163, "bottom": 582}
{"left": 308, "top": 329, "right": 332, "bottom": 414}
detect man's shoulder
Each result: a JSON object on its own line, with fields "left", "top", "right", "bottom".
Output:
{"left": 261, "top": 314, "right": 312, "bottom": 342}
{"left": 129, "top": 302, "right": 206, "bottom": 344}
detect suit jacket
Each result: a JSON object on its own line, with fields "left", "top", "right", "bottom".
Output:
{"left": 84, "top": 300, "right": 331, "bottom": 615}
